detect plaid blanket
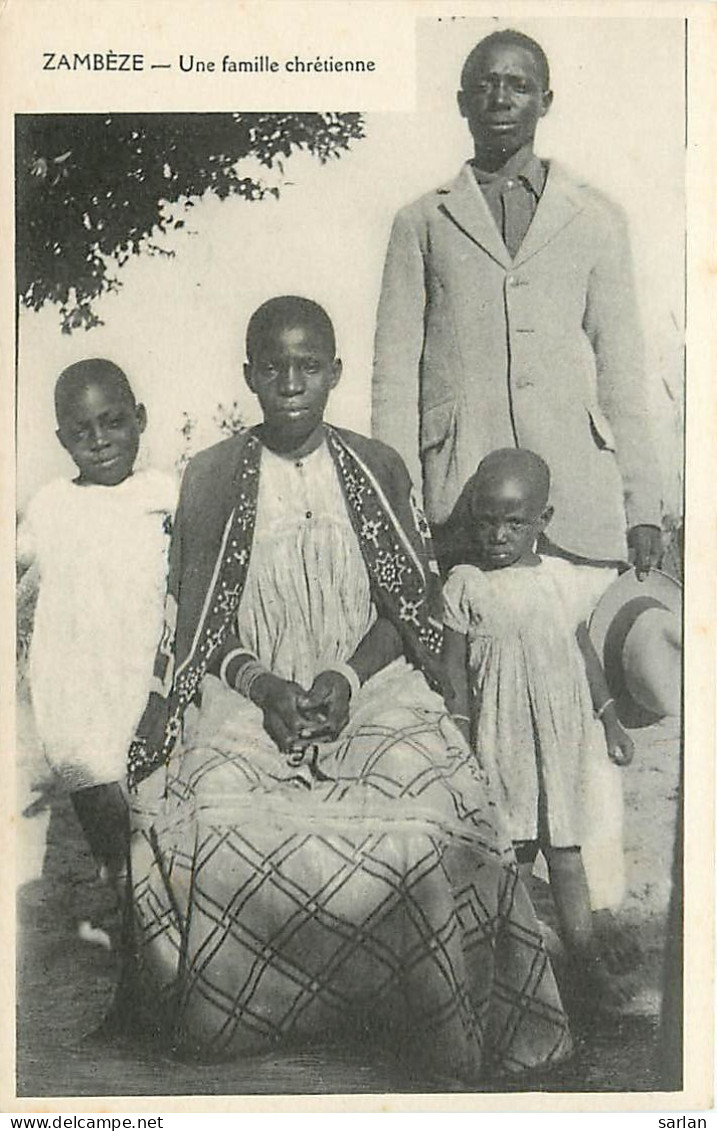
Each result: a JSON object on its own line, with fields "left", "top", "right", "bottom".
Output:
{"left": 131, "top": 665, "right": 571, "bottom": 1081}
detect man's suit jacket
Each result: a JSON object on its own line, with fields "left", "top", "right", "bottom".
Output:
{"left": 372, "top": 161, "right": 662, "bottom": 561}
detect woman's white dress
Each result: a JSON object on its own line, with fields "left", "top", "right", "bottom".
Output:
{"left": 236, "top": 442, "right": 375, "bottom": 686}
{"left": 18, "top": 470, "right": 175, "bottom": 789}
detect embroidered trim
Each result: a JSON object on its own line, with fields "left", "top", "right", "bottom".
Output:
{"left": 128, "top": 434, "right": 263, "bottom": 788}
{"left": 129, "top": 429, "right": 443, "bottom": 790}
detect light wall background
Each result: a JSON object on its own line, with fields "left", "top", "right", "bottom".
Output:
{"left": 16, "top": 16, "right": 685, "bottom": 515}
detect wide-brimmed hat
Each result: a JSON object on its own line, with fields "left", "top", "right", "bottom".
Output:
{"left": 588, "top": 568, "right": 682, "bottom": 729}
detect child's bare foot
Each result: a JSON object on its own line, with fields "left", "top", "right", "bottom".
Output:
{"left": 562, "top": 947, "right": 633, "bottom": 1028}
{"left": 77, "top": 919, "right": 112, "bottom": 950}
{"left": 584, "top": 951, "right": 631, "bottom": 1011}
{"left": 592, "top": 909, "right": 642, "bottom": 974}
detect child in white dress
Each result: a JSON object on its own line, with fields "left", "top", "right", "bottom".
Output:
{"left": 442, "top": 448, "right": 634, "bottom": 1014}
{"left": 17, "top": 359, "right": 175, "bottom": 892}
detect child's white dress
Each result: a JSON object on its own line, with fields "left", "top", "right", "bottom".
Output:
{"left": 18, "top": 469, "right": 176, "bottom": 790}
{"left": 443, "top": 556, "right": 618, "bottom": 850}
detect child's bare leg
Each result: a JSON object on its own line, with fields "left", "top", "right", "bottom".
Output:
{"left": 544, "top": 846, "right": 593, "bottom": 952}
{"left": 70, "top": 782, "right": 129, "bottom": 948}
{"left": 70, "top": 781, "right": 129, "bottom": 881}
{"left": 545, "top": 845, "right": 628, "bottom": 1013}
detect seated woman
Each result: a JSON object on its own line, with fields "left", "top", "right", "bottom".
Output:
{"left": 127, "top": 296, "right": 571, "bottom": 1082}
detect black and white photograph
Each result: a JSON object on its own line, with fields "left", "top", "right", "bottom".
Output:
{"left": 6, "top": 2, "right": 712, "bottom": 1113}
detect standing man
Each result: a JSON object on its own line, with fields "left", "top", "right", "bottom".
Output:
{"left": 372, "top": 28, "right": 663, "bottom": 938}
{"left": 372, "top": 28, "right": 662, "bottom": 578}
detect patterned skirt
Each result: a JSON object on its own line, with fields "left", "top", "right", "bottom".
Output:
{"left": 130, "top": 664, "right": 571, "bottom": 1081}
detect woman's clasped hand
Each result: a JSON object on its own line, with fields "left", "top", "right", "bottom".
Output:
{"left": 252, "top": 668, "right": 353, "bottom": 752}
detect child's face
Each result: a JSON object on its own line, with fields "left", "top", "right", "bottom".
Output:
{"left": 56, "top": 381, "right": 146, "bottom": 486}
{"left": 470, "top": 475, "right": 550, "bottom": 570}
{"left": 244, "top": 321, "right": 341, "bottom": 452}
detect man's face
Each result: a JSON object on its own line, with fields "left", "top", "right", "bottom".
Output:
{"left": 457, "top": 43, "right": 553, "bottom": 160}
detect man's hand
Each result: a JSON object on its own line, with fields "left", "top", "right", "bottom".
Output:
{"left": 627, "top": 524, "right": 662, "bottom": 581}
{"left": 299, "top": 670, "right": 353, "bottom": 743}
{"left": 251, "top": 673, "right": 316, "bottom": 753}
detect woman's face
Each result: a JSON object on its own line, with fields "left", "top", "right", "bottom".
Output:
{"left": 245, "top": 321, "right": 341, "bottom": 454}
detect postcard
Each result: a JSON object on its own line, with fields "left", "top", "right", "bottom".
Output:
{"left": 1, "top": 0, "right": 714, "bottom": 1117}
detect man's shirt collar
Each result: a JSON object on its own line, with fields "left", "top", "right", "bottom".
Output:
{"left": 471, "top": 147, "right": 546, "bottom": 196}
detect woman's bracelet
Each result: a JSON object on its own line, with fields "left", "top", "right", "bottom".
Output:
{"left": 325, "top": 662, "right": 361, "bottom": 701}
{"left": 595, "top": 697, "right": 616, "bottom": 720}
{"left": 219, "top": 648, "right": 253, "bottom": 689}
{"left": 235, "top": 658, "right": 272, "bottom": 702}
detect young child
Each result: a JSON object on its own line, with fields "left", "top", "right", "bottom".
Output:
{"left": 17, "top": 359, "right": 175, "bottom": 925}
{"left": 442, "top": 448, "right": 634, "bottom": 1014}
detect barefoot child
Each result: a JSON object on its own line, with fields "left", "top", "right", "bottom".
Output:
{"left": 17, "top": 360, "right": 175, "bottom": 924}
{"left": 442, "top": 448, "right": 634, "bottom": 1015}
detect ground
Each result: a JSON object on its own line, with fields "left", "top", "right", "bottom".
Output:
{"left": 15, "top": 691, "right": 681, "bottom": 1098}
